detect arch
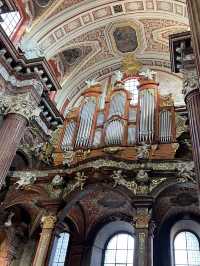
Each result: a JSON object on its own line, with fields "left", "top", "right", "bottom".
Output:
{"left": 90, "top": 220, "right": 135, "bottom": 266}
{"left": 171, "top": 220, "right": 200, "bottom": 266}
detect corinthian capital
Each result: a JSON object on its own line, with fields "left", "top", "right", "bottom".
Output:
{"left": 41, "top": 215, "right": 57, "bottom": 229}
{"left": 183, "top": 68, "right": 199, "bottom": 97}
{"left": 0, "top": 93, "right": 41, "bottom": 121}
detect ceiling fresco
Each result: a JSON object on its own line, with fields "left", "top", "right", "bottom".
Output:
{"left": 21, "top": 0, "right": 189, "bottom": 110}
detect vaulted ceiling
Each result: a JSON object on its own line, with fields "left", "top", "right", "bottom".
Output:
{"left": 22, "top": 0, "right": 189, "bottom": 111}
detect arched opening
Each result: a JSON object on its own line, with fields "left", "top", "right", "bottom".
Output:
{"left": 90, "top": 220, "right": 135, "bottom": 266}
{"left": 103, "top": 233, "right": 135, "bottom": 266}
{"left": 49, "top": 232, "right": 70, "bottom": 266}
{"left": 173, "top": 231, "right": 200, "bottom": 266}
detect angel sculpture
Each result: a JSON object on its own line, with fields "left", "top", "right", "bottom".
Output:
{"left": 177, "top": 162, "right": 196, "bottom": 184}
{"left": 15, "top": 173, "right": 37, "bottom": 189}
{"left": 136, "top": 142, "right": 151, "bottom": 160}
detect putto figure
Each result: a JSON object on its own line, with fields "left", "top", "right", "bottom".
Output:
{"left": 15, "top": 173, "right": 37, "bottom": 189}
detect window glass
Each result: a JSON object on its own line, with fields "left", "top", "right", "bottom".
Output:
{"left": 1, "top": 11, "right": 21, "bottom": 37}
{"left": 104, "top": 233, "right": 134, "bottom": 266}
{"left": 174, "top": 231, "right": 200, "bottom": 266}
{"left": 51, "top": 232, "right": 70, "bottom": 266}
{"left": 124, "top": 79, "right": 139, "bottom": 105}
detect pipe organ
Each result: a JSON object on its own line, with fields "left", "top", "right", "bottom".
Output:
{"left": 59, "top": 74, "right": 176, "bottom": 153}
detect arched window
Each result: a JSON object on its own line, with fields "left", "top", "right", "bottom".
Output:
{"left": 104, "top": 233, "right": 135, "bottom": 266}
{"left": 124, "top": 78, "right": 139, "bottom": 105}
{"left": 49, "top": 232, "right": 70, "bottom": 266}
{"left": 174, "top": 231, "right": 200, "bottom": 266}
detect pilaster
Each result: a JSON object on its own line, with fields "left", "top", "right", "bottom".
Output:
{"left": 33, "top": 215, "right": 57, "bottom": 266}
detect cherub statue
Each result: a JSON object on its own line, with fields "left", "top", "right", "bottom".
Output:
{"left": 114, "top": 70, "right": 123, "bottom": 82}
{"left": 85, "top": 79, "right": 100, "bottom": 88}
{"left": 74, "top": 172, "right": 87, "bottom": 190}
{"left": 111, "top": 170, "right": 137, "bottom": 194}
{"left": 135, "top": 170, "right": 150, "bottom": 183}
{"left": 177, "top": 162, "right": 196, "bottom": 184}
{"left": 15, "top": 173, "right": 37, "bottom": 189}
{"left": 139, "top": 68, "right": 156, "bottom": 80}
{"left": 111, "top": 170, "right": 123, "bottom": 187}
{"left": 136, "top": 142, "right": 151, "bottom": 160}
{"left": 51, "top": 175, "right": 64, "bottom": 187}
{"left": 46, "top": 175, "right": 65, "bottom": 199}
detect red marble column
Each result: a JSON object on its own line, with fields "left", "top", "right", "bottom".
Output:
{"left": 186, "top": 0, "right": 200, "bottom": 76}
{"left": 185, "top": 89, "right": 200, "bottom": 183}
{"left": 0, "top": 113, "right": 27, "bottom": 188}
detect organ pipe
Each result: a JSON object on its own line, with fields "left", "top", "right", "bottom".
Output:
{"left": 61, "top": 121, "right": 76, "bottom": 150}
{"left": 109, "top": 93, "right": 126, "bottom": 118}
{"left": 159, "top": 110, "right": 172, "bottom": 143}
{"left": 75, "top": 99, "right": 96, "bottom": 148}
{"left": 139, "top": 89, "right": 155, "bottom": 142}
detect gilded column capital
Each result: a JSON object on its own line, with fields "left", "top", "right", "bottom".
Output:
{"left": 0, "top": 93, "right": 41, "bottom": 121}
{"left": 183, "top": 68, "right": 199, "bottom": 98}
{"left": 41, "top": 215, "right": 57, "bottom": 229}
{"left": 133, "top": 208, "right": 151, "bottom": 229}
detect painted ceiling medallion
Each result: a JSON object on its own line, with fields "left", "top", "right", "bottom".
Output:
{"left": 113, "top": 26, "right": 138, "bottom": 53}
{"left": 62, "top": 48, "right": 83, "bottom": 66}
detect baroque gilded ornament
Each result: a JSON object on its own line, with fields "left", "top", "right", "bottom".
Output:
{"left": 111, "top": 170, "right": 166, "bottom": 195}
{"left": 41, "top": 215, "right": 57, "bottom": 229}
{"left": 63, "top": 172, "right": 88, "bottom": 198}
{"left": 133, "top": 208, "right": 151, "bottom": 229}
{"left": 176, "top": 162, "right": 196, "bottom": 184}
{"left": 121, "top": 54, "right": 142, "bottom": 75}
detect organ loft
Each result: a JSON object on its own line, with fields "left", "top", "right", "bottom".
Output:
{"left": 1, "top": 1, "right": 200, "bottom": 266}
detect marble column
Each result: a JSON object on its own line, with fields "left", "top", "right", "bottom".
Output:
{"left": 134, "top": 208, "right": 151, "bottom": 266}
{"left": 0, "top": 93, "right": 41, "bottom": 188}
{"left": 183, "top": 68, "right": 200, "bottom": 185}
{"left": 186, "top": 0, "right": 200, "bottom": 76}
{"left": 33, "top": 215, "right": 57, "bottom": 266}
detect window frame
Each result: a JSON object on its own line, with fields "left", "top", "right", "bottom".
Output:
{"left": 48, "top": 231, "right": 70, "bottom": 266}
{"left": 171, "top": 220, "right": 200, "bottom": 266}
{"left": 102, "top": 231, "right": 135, "bottom": 266}
{"left": 173, "top": 230, "right": 200, "bottom": 266}
{"left": 90, "top": 221, "right": 136, "bottom": 266}
{"left": 1, "top": 11, "right": 22, "bottom": 38}
{"left": 123, "top": 77, "right": 140, "bottom": 106}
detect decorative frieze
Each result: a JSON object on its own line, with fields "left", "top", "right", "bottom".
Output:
{"left": 111, "top": 169, "right": 166, "bottom": 194}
